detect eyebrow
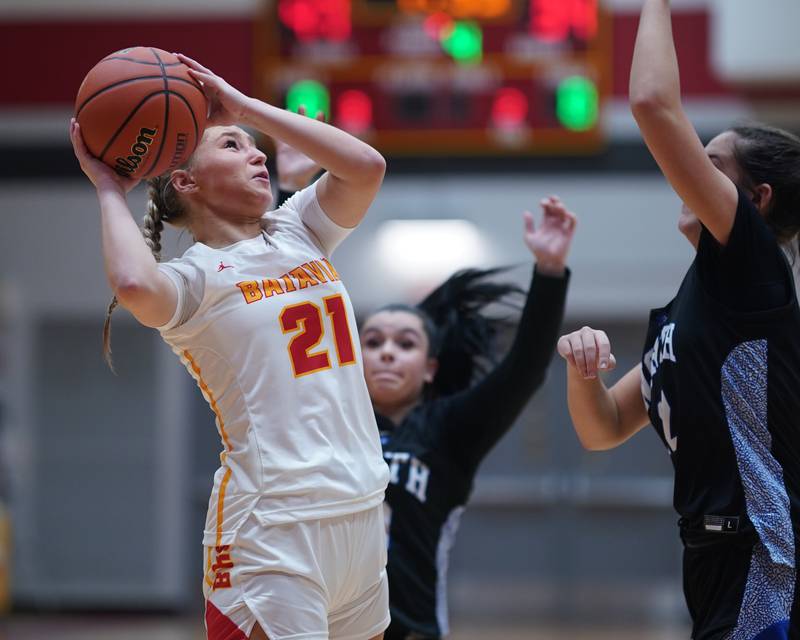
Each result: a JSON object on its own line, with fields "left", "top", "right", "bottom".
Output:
{"left": 363, "top": 327, "right": 423, "bottom": 339}
{"left": 217, "top": 129, "right": 257, "bottom": 147}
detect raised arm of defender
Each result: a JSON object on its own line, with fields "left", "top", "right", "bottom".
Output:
{"left": 557, "top": 327, "right": 650, "bottom": 450}
{"left": 629, "top": 0, "right": 738, "bottom": 245}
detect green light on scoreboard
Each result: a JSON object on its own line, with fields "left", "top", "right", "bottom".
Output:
{"left": 286, "top": 80, "right": 330, "bottom": 120}
{"left": 556, "top": 76, "right": 599, "bottom": 131}
{"left": 441, "top": 21, "right": 482, "bottom": 64}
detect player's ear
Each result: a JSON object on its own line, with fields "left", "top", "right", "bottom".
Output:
{"left": 424, "top": 358, "right": 438, "bottom": 384}
{"left": 751, "top": 182, "right": 773, "bottom": 216}
{"left": 171, "top": 168, "right": 197, "bottom": 195}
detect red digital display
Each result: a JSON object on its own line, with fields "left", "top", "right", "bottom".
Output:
{"left": 278, "top": 0, "right": 352, "bottom": 42}
{"left": 529, "top": 0, "right": 598, "bottom": 42}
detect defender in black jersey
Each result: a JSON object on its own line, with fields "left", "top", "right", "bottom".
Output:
{"left": 360, "top": 197, "right": 574, "bottom": 639}
{"left": 558, "top": 1, "right": 800, "bottom": 638}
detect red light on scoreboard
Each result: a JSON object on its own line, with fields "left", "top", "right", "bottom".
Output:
{"left": 278, "top": 0, "right": 352, "bottom": 42}
{"left": 491, "top": 87, "right": 528, "bottom": 128}
{"left": 336, "top": 90, "right": 373, "bottom": 134}
{"left": 423, "top": 12, "right": 453, "bottom": 41}
{"left": 529, "top": 0, "right": 598, "bottom": 42}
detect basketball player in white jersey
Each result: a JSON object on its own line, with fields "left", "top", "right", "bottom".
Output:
{"left": 69, "top": 54, "right": 391, "bottom": 640}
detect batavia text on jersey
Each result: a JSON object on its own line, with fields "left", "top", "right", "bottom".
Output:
{"left": 235, "top": 258, "right": 341, "bottom": 304}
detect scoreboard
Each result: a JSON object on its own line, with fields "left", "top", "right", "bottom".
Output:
{"left": 255, "top": 0, "right": 612, "bottom": 155}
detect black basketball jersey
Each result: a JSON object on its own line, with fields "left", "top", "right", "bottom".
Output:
{"left": 379, "top": 269, "right": 568, "bottom": 639}
{"left": 640, "top": 191, "right": 800, "bottom": 638}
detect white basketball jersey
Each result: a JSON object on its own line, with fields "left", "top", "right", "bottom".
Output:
{"left": 158, "top": 184, "right": 389, "bottom": 546}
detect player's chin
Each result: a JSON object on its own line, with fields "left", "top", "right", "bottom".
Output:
{"left": 678, "top": 211, "right": 701, "bottom": 247}
{"left": 367, "top": 381, "right": 404, "bottom": 404}
{"left": 248, "top": 185, "right": 273, "bottom": 209}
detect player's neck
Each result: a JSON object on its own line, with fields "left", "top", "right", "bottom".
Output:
{"left": 189, "top": 208, "right": 264, "bottom": 249}
{"left": 374, "top": 398, "right": 421, "bottom": 426}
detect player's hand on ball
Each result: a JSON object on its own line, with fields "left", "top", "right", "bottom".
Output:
{"left": 176, "top": 53, "right": 252, "bottom": 127}
{"left": 70, "top": 119, "right": 139, "bottom": 194}
{"left": 523, "top": 195, "right": 577, "bottom": 276}
{"left": 557, "top": 327, "right": 617, "bottom": 380}
{"left": 275, "top": 106, "right": 325, "bottom": 191}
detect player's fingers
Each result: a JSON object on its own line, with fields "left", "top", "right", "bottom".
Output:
{"left": 595, "top": 330, "right": 612, "bottom": 372}
{"left": 556, "top": 335, "right": 570, "bottom": 358}
{"left": 522, "top": 210, "right": 535, "bottom": 235}
{"left": 315, "top": 110, "right": 325, "bottom": 122}
{"left": 581, "top": 327, "right": 599, "bottom": 378}
{"left": 545, "top": 198, "right": 568, "bottom": 218}
{"left": 557, "top": 335, "right": 577, "bottom": 369}
{"left": 69, "top": 119, "right": 80, "bottom": 151}
{"left": 607, "top": 353, "right": 617, "bottom": 371}
{"left": 541, "top": 201, "right": 567, "bottom": 225}
{"left": 186, "top": 68, "right": 217, "bottom": 88}
{"left": 297, "top": 105, "right": 307, "bottom": 116}
{"left": 563, "top": 210, "right": 577, "bottom": 232}
{"left": 570, "top": 332, "right": 589, "bottom": 379}
{"left": 175, "top": 53, "right": 213, "bottom": 76}
{"left": 70, "top": 120, "right": 91, "bottom": 161}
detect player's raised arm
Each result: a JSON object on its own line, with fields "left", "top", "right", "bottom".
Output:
{"left": 629, "top": 0, "right": 738, "bottom": 245}
{"left": 177, "top": 54, "right": 385, "bottom": 229}
{"left": 433, "top": 197, "right": 574, "bottom": 468}
{"left": 557, "top": 328, "right": 649, "bottom": 450}
{"left": 69, "top": 119, "right": 178, "bottom": 332}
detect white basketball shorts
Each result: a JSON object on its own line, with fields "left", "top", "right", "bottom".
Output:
{"left": 203, "top": 504, "right": 389, "bottom": 640}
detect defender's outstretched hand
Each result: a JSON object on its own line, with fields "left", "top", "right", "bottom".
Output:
{"left": 523, "top": 195, "right": 577, "bottom": 275}
{"left": 557, "top": 326, "right": 617, "bottom": 380}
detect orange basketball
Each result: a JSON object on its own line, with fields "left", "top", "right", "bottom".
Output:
{"left": 75, "top": 46, "right": 208, "bottom": 180}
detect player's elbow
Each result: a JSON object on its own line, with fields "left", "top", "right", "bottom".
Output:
{"left": 112, "top": 276, "right": 153, "bottom": 309}
{"left": 356, "top": 147, "right": 386, "bottom": 184}
{"left": 575, "top": 432, "right": 608, "bottom": 451}
{"left": 629, "top": 89, "right": 676, "bottom": 124}
{"left": 579, "top": 436, "right": 618, "bottom": 452}
{"left": 572, "top": 420, "right": 624, "bottom": 452}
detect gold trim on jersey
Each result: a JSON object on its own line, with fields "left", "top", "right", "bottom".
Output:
{"left": 182, "top": 349, "right": 234, "bottom": 545}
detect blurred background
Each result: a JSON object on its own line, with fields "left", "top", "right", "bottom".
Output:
{"left": 1, "top": 0, "right": 799, "bottom": 637}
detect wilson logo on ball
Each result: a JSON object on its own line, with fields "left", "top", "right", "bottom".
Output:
{"left": 115, "top": 126, "right": 158, "bottom": 177}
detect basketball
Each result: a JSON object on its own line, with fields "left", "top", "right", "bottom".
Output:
{"left": 74, "top": 47, "right": 207, "bottom": 180}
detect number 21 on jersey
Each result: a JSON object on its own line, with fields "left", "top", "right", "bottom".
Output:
{"left": 279, "top": 294, "right": 356, "bottom": 377}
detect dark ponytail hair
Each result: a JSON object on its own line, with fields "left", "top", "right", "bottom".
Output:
{"left": 731, "top": 124, "right": 800, "bottom": 255}
{"left": 379, "top": 268, "right": 522, "bottom": 398}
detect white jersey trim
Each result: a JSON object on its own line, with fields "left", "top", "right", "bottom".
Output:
{"left": 157, "top": 263, "right": 188, "bottom": 330}
{"left": 435, "top": 506, "right": 465, "bottom": 637}
{"left": 289, "top": 181, "right": 354, "bottom": 256}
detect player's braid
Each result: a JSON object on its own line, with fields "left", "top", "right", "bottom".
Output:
{"left": 102, "top": 296, "right": 119, "bottom": 374}
{"left": 142, "top": 198, "right": 164, "bottom": 261}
